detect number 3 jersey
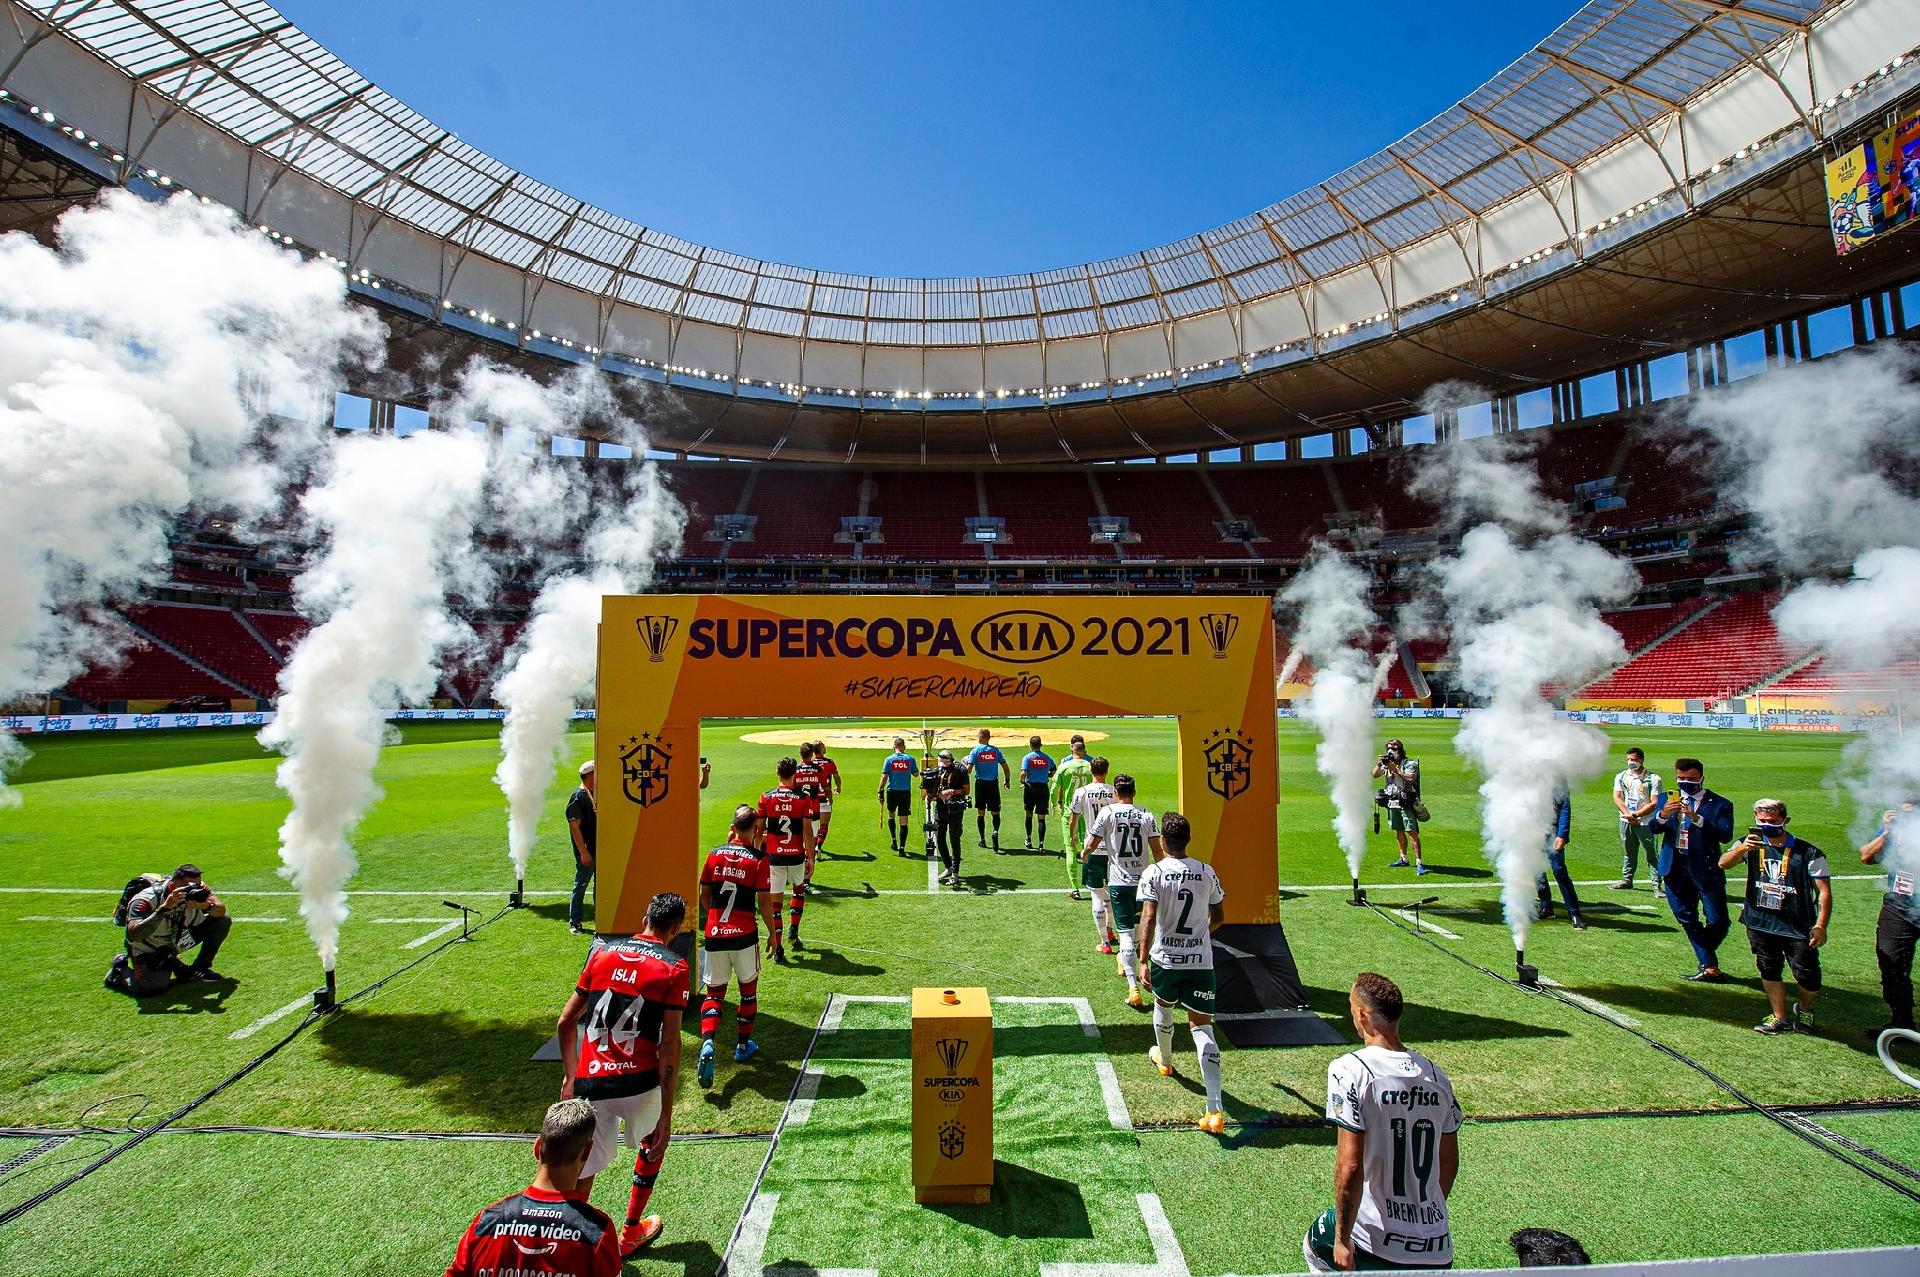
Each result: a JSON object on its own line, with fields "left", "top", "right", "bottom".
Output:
{"left": 701, "top": 840, "right": 771, "bottom": 951}
{"left": 758, "top": 785, "right": 818, "bottom": 865}
{"left": 1325, "top": 1045, "right": 1462, "bottom": 1266}
{"left": 1135, "top": 856, "right": 1223, "bottom": 969}
{"left": 573, "top": 937, "right": 691, "bottom": 1100}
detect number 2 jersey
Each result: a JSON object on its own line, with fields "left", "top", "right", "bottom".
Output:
{"left": 1135, "top": 856, "right": 1223, "bottom": 969}
{"left": 1325, "top": 1045, "right": 1462, "bottom": 1266}
{"left": 702, "top": 840, "right": 771, "bottom": 951}
{"left": 758, "top": 784, "right": 818, "bottom": 865}
{"left": 572, "top": 936, "right": 691, "bottom": 1100}
{"left": 1090, "top": 802, "right": 1159, "bottom": 885}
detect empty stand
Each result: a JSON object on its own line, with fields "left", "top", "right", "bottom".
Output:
{"left": 741, "top": 469, "right": 862, "bottom": 559}
{"left": 1206, "top": 466, "right": 1338, "bottom": 553}
{"left": 864, "top": 471, "right": 980, "bottom": 559}
{"left": 1580, "top": 592, "right": 1798, "bottom": 700}
{"left": 662, "top": 465, "right": 752, "bottom": 544}
{"left": 984, "top": 472, "right": 1105, "bottom": 558}
{"left": 61, "top": 621, "right": 246, "bottom": 707}
{"left": 1766, "top": 655, "right": 1920, "bottom": 696}
{"left": 1095, "top": 470, "right": 1229, "bottom": 558}
{"left": 244, "top": 610, "right": 310, "bottom": 659}
{"left": 122, "top": 604, "right": 281, "bottom": 698}
{"left": 1599, "top": 598, "right": 1712, "bottom": 655}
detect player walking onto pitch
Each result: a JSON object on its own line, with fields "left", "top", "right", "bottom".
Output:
{"left": 1136, "top": 812, "right": 1228, "bottom": 1133}
{"left": 697, "top": 807, "right": 780, "bottom": 1087}
{"left": 879, "top": 736, "right": 919, "bottom": 855}
{"left": 1051, "top": 735, "right": 1093, "bottom": 895}
{"left": 554, "top": 893, "right": 692, "bottom": 1258}
{"left": 1020, "top": 735, "right": 1056, "bottom": 851}
{"left": 794, "top": 743, "right": 827, "bottom": 872}
{"left": 965, "top": 728, "right": 1010, "bottom": 852}
{"left": 809, "top": 740, "right": 843, "bottom": 853}
{"left": 757, "top": 757, "right": 818, "bottom": 959}
{"left": 1085, "top": 773, "right": 1163, "bottom": 1007}
{"left": 1070, "top": 756, "right": 1120, "bottom": 949}
{"left": 1304, "top": 972, "right": 1461, "bottom": 1272}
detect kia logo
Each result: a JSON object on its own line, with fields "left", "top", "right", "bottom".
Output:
{"left": 970, "top": 609, "right": 1075, "bottom": 666}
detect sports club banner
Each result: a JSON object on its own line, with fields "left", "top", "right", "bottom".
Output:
{"left": 595, "top": 595, "right": 1278, "bottom": 934}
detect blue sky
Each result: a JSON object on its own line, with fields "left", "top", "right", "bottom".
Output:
{"left": 278, "top": 1, "right": 1562, "bottom": 279}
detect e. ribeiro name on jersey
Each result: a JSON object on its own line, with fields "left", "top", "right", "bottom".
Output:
{"left": 1137, "top": 857, "right": 1224, "bottom": 970}
{"left": 701, "top": 841, "right": 770, "bottom": 951}
{"left": 1090, "top": 802, "right": 1158, "bottom": 884}
{"left": 1325, "top": 1045, "right": 1462, "bottom": 1266}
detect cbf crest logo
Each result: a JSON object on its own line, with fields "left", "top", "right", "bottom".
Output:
{"left": 621, "top": 732, "right": 672, "bottom": 808}
{"left": 1198, "top": 612, "right": 1240, "bottom": 659}
{"left": 634, "top": 614, "right": 679, "bottom": 664}
{"left": 938, "top": 1120, "right": 966, "bottom": 1160}
{"left": 1203, "top": 726, "right": 1254, "bottom": 801}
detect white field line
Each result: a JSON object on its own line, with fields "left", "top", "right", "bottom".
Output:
{"left": 994, "top": 995, "right": 1131, "bottom": 1132}
{"left": 1041, "top": 1192, "right": 1189, "bottom": 1277}
{"left": 732, "top": 1191, "right": 876, "bottom": 1277}
{"left": 400, "top": 919, "right": 465, "bottom": 950}
{"left": 227, "top": 994, "right": 312, "bottom": 1041}
{"left": 1539, "top": 976, "right": 1642, "bottom": 1029}
{"left": 1392, "top": 909, "right": 1463, "bottom": 939}
{"left": 927, "top": 854, "right": 939, "bottom": 893}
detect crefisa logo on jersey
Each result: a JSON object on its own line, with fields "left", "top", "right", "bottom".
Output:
{"left": 969, "top": 609, "right": 1074, "bottom": 665}
{"left": 620, "top": 731, "right": 672, "bottom": 808}
{"left": 1198, "top": 612, "right": 1239, "bottom": 659}
{"left": 1203, "top": 726, "right": 1254, "bottom": 801}
{"left": 635, "top": 614, "right": 679, "bottom": 663}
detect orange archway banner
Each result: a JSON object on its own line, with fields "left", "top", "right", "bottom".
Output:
{"left": 594, "top": 594, "right": 1277, "bottom": 934}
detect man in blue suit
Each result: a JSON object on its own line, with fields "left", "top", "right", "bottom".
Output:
{"left": 1647, "top": 757, "right": 1736, "bottom": 982}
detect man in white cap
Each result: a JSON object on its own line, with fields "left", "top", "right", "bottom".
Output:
{"left": 567, "top": 760, "right": 597, "bottom": 936}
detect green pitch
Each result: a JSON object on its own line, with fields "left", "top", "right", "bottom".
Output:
{"left": 0, "top": 717, "right": 1916, "bottom": 1274}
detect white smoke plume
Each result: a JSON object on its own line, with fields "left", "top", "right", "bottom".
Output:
{"left": 486, "top": 369, "right": 686, "bottom": 882}
{"left": 1279, "top": 548, "right": 1386, "bottom": 878}
{"left": 1415, "top": 436, "right": 1636, "bottom": 950}
{"left": 1685, "top": 345, "right": 1920, "bottom": 846}
{"left": 0, "top": 191, "right": 379, "bottom": 804}
{"left": 259, "top": 430, "right": 491, "bottom": 971}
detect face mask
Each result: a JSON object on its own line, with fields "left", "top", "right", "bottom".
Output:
{"left": 1755, "top": 821, "right": 1785, "bottom": 838}
{"left": 1677, "top": 779, "right": 1702, "bottom": 795}
{"left": 1628, "top": 762, "right": 1644, "bottom": 773}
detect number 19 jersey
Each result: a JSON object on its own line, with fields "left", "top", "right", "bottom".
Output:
{"left": 1325, "top": 1045, "right": 1462, "bottom": 1266}
{"left": 1136, "top": 855, "right": 1223, "bottom": 970}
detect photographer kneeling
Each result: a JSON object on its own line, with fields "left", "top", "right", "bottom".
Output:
{"left": 109, "top": 863, "right": 232, "bottom": 995}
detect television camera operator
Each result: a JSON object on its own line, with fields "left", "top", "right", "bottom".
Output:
{"left": 110, "top": 863, "right": 232, "bottom": 995}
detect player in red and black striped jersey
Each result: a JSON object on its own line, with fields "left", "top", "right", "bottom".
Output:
{"left": 758, "top": 756, "right": 818, "bottom": 959}
{"left": 794, "top": 743, "right": 827, "bottom": 862}
{"left": 808, "top": 738, "right": 843, "bottom": 853}
{"left": 445, "top": 1098, "right": 621, "bottom": 1277}
{"left": 696, "top": 807, "right": 779, "bottom": 1088}
{"left": 555, "top": 894, "right": 691, "bottom": 1259}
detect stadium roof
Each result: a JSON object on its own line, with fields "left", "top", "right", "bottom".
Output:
{"left": 3, "top": 0, "right": 1920, "bottom": 462}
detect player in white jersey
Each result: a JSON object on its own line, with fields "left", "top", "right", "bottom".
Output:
{"left": 1135, "top": 812, "right": 1227, "bottom": 1133}
{"left": 1068, "top": 757, "right": 1119, "bottom": 952}
{"left": 1085, "top": 774, "right": 1162, "bottom": 1008}
{"left": 1305, "top": 973, "right": 1461, "bottom": 1272}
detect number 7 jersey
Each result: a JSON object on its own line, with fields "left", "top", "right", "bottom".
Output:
{"left": 702, "top": 841, "right": 771, "bottom": 950}
{"left": 1325, "top": 1045, "right": 1462, "bottom": 1266}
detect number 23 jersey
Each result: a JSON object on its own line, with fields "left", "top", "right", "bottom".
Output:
{"left": 1089, "top": 803, "right": 1158, "bottom": 885}
{"left": 1136, "top": 857, "right": 1223, "bottom": 969}
{"left": 1325, "top": 1045, "right": 1462, "bottom": 1266}
{"left": 573, "top": 937, "right": 691, "bottom": 1100}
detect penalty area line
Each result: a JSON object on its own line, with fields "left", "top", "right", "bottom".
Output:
{"left": 1040, "top": 1192, "right": 1190, "bottom": 1277}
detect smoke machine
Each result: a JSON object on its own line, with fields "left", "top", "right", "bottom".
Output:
{"left": 312, "top": 968, "right": 338, "bottom": 1014}
{"left": 509, "top": 874, "right": 527, "bottom": 909}
{"left": 1515, "top": 952, "right": 1540, "bottom": 988}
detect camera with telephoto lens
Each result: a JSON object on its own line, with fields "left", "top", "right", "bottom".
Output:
{"left": 182, "top": 883, "right": 211, "bottom": 904}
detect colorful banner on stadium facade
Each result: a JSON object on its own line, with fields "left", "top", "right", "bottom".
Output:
{"left": 1875, "top": 109, "right": 1920, "bottom": 233}
{"left": 1827, "top": 141, "right": 1885, "bottom": 255}
{"left": 594, "top": 594, "right": 1278, "bottom": 934}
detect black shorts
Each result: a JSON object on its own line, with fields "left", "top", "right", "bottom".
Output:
{"left": 974, "top": 780, "right": 1001, "bottom": 812}
{"left": 1023, "top": 782, "right": 1049, "bottom": 814}
{"left": 1749, "top": 930, "right": 1822, "bottom": 990}
{"left": 886, "top": 790, "right": 912, "bottom": 817}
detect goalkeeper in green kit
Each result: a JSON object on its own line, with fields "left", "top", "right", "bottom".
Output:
{"left": 1052, "top": 734, "right": 1094, "bottom": 897}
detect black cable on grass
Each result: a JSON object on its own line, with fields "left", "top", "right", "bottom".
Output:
{"left": 715, "top": 991, "right": 838, "bottom": 1277}
{"left": 0, "top": 903, "right": 513, "bottom": 1229}
{"left": 1362, "top": 900, "right": 1920, "bottom": 1205}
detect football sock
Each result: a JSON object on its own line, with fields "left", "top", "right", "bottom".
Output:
{"left": 737, "top": 978, "right": 758, "bottom": 1043}
{"left": 700, "top": 993, "right": 723, "bottom": 1041}
{"left": 1117, "top": 929, "right": 1139, "bottom": 989}
{"left": 1036, "top": 816, "right": 1046, "bottom": 846}
{"left": 1192, "top": 1023, "right": 1223, "bottom": 1113}
{"left": 1153, "top": 999, "right": 1175, "bottom": 1063}
{"left": 788, "top": 886, "right": 805, "bottom": 934}
{"left": 1024, "top": 813, "right": 1034, "bottom": 841}
{"left": 1091, "top": 889, "right": 1112, "bottom": 941}
{"left": 991, "top": 813, "right": 1001, "bottom": 840}
{"left": 626, "top": 1140, "right": 666, "bottom": 1226}
{"left": 769, "top": 916, "right": 783, "bottom": 947}
{"left": 977, "top": 814, "right": 987, "bottom": 842}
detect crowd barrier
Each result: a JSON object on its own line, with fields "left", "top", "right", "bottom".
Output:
{"left": 1, "top": 705, "right": 1884, "bottom": 735}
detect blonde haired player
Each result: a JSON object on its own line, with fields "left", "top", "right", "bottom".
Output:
{"left": 1136, "top": 811, "right": 1227, "bottom": 1133}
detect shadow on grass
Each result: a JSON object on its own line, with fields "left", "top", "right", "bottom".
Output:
{"left": 1569, "top": 977, "right": 1892, "bottom": 1053}
{"left": 626, "top": 1238, "right": 720, "bottom": 1277}
{"left": 927, "top": 1160, "right": 1092, "bottom": 1238}
{"left": 314, "top": 1009, "right": 567, "bottom": 1126}
{"left": 1412, "top": 864, "right": 1493, "bottom": 880}
{"left": 782, "top": 946, "right": 886, "bottom": 979}
{"left": 1293, "top": 986, "right": 1569, "bottom": 1044}
{"left": 958, "top": 874, "right": 1024, "bottom": 893}
{"left": 132, "top": 977, "right": 240, "bottom": 1016}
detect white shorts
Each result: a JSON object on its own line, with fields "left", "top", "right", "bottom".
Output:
{"left": 817, "top": 800, "right": 833, "bottom": 816}
{"left": 702, "top": 943, "right": 761, "bottom": 988}
{"left": 768, "top": 861, "right": 806, "bottom": 896}
{"left": 582, "top": 1086, "right": 662, "bottom": 1178}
